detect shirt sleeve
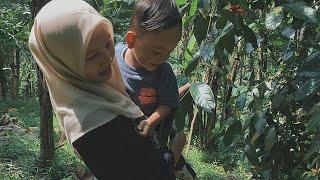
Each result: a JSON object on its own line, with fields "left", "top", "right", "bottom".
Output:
{"left": 157, "top": 63, "right": 180, "bottom": 109}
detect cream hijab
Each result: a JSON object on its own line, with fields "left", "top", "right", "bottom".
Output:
{"left": 28, "top": 0, "right": 143, "bottom": 143}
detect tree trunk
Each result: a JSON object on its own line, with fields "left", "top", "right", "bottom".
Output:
{"left": 32, "top": 0, "right": 53, "bottom": 167}
{"left": 10, "top": 47, "right": 20, "bottom": 100}
{"left": 25, "top": 72, "right": 32, "bottom": 98}
{"left": 38, "top": 68, "right": 54, "bottom": 167}
{"left": 0, "top": 47, "right": 6, "bottom": 99}
{"left": 204, "top": 62, "right": 219, "bottom": 148}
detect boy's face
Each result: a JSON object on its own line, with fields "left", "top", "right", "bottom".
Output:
{"left": 85, "top": 23, "right": 115, "bottom": 82}
{"left": 128, "top": 26, "right": 181, "bottom": 71}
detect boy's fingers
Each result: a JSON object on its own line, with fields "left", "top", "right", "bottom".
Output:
{"left": 137, "top": 121, "right": 146, "bottom": 131}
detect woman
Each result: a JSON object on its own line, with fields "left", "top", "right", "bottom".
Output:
{"left": 28, "top": 0, "right": 185, "bottom": 179}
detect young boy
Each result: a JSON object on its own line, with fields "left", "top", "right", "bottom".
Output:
{"left": 115, "top": 0, "right": 196, "bottom": 179}
{"left": 116, "top": 0, "right": 181, "bottom": 140}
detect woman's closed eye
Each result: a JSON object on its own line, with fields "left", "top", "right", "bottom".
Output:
{"left": 152, "top": 50, "right": 160, "bottom": 55}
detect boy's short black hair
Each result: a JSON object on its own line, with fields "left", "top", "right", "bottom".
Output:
{"left": 129, "top": 0, "right": 182, "bottom": 33}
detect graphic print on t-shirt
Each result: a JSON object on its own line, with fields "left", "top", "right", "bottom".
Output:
{"left": 138, "top": 88, "right": 157, "bottom": 105}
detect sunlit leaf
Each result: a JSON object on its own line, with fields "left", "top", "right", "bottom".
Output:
{"left": 189, "top": 0, "right": 198, "bottom": 17}
{"left": 265, "top": 7, "right": 284, "bottom": 30}
{"left": 176, "top": 0, "right": 187, "bottom": 6}
{"left": 189, "top": 83, "right": 215, "bottom": 113}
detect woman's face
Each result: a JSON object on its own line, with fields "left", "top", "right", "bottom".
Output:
{"left": 85, "top": 23, "right": 115, "bottom": 82}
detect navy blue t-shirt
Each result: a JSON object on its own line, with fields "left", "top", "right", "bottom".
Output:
{"left": 115, "top": 42, "right": 179, "bottom": 117}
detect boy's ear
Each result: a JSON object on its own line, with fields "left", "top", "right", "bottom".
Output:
{"left": 125, "top": 31, "right": 136, "bottom": 49}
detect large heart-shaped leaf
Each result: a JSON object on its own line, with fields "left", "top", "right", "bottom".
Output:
{"left": 282, "top": 2, "right": 319, "bottom": 24}
{"left": 189, "top": 83, "right": 215, "bottom": 113}
{"left": 265, "top": 7, "right": 284, "bottom": 30}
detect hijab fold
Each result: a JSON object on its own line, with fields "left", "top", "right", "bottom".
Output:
{"left": 29, "top": 0, "right": 143, "bottom": 143}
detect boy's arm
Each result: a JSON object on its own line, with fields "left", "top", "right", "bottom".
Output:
{"left": 178, "top": 82, "right": 191, "bottom": 97}
{"left": 137, "top": 105, "right": 171, "bottom": 137}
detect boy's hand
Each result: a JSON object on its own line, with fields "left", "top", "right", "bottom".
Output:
{"left": 137, "top": 120, "right": 151, "bottom": 137}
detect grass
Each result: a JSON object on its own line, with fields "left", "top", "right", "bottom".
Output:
{"left": 0, "top": 99, "right": 251, "bottom": 179}
{"left": 185, "top": 147, "right": 251, "bottom": 180}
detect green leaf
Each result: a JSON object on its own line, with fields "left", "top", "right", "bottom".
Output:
{"left": 223, "top": 120, "right": 242, "bottom": 147}
{"left": 265, "top": 127, "right": 276, "bottom": 151}
{"left": 265, "top": 7, "right": 284, "bottom": 30}
{"left": 306, "top": 103, "right": 320, "bottom": 132}
{"left": 281, "top": 27, "right": 295, "bottom": 39}
{"left": 200, "top": 41, "right": 214, "bottom": 62}
{"left": 184, "top": 54, "right": 200, "bottom": 77}
{"left": 174, "top": 92, "right": 193, "bottom": 131}
{"left": 298, "top": 52, "right": 320, "bottom": 78}
{"left": 245, "top": 43, "right": 254, "bottom": 54}
{"left": 282, "top": 51, "right": 294, "bottom": 61}
{"left": 243, "top": 25, "right": 257, "bottom": 49}
{"left": 295, "top": 78, "right": 320, "bottom": 101}
{"left": 198, "top": 0, "right": 211, "bottom": 16}
{"left": 187, "top": 35, "right": 197, "bottom": 54}
{"left": 221, "top": 32, "right": 235, "bottom": 54}
{"left": 194, "top": 14, "right": 209, "bottom": 44}
{"left": 236, "top": 93, "right": 247, "bottom": 111}
{"left": 190, "top": 83, "right": 215, "bottom": 113}
{"left": 244, "top": 145, "right": 259, "bottom": 166}
{"left": 214, "top": 21, "right": 234, "bottom": 46}
{"left": 176, "top": 0, "right": 187, "bottom": 6}
{"left": 253, "top": 111, "right": 266, "bottom": 134}
{"left": 179, "top": 3, "right": 191, "bottom": 17}
{"left": 282, "top": 2, "right": 319, "bottom": 24}
{"left": 189, "top": 0, "right": 198, "bottom": 17}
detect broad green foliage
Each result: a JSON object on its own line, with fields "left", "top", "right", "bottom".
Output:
{"left": 1, "top": 0, "right": 320, "bottom": 178}
{"left": 167, "top": 0, "right": 320, "bottom": 179}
